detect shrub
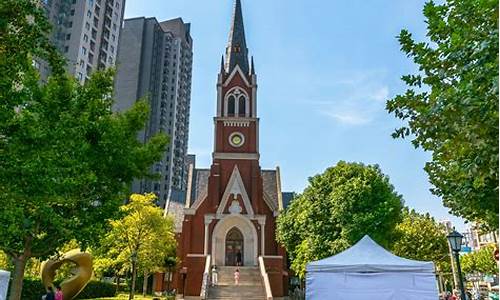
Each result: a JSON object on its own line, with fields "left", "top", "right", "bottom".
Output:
{"left": 74, "top": 281, "right": 116, "bottom": 299}
{"left": 7, "top": 278, "right": 116, "bottom": 300}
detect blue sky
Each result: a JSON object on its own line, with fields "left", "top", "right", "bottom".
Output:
{"left": 124, "top": 0, "right": 466, "bottom": 230}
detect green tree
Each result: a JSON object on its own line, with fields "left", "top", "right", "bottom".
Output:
{"left": 0, "top": 2, "right": 168, "bottom": 299}
{"left": 391, "top": 208, "right": 450, "bottom": 272}
{"left": 276, "top": 161, "right": 403, "bottom": 278}
{"left": 100, "top": 194, "right": 176, "bottom": 300}
{"left": 461, "top": 244, "right": 499, "bottom": 275}
{"left": 386, "top": 0, "right": 499, "bottom": 228}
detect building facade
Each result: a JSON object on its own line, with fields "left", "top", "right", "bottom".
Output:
{"left": 39, "top": 0, "right": 125, "bottom": 83}
{"left": 159, "top": 1, "right": 288, "bottom": 297}
{"left": 114, "top": 17, "right": 193, "bottom": 206}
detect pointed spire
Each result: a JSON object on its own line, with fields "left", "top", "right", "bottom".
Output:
{"left": 220, "top": 55, "right": 225, "bottom": 74}
{"left": 225, "top": 0, "right": 249, "bottom": 74}
{"left": 250, "top": 56, "right": 255, "bottom": 75}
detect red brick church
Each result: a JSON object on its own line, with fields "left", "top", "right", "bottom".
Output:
{"left": 157, "top": 0, "right": 289, "bottom": 298}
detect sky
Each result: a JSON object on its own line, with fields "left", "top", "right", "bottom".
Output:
{"left": 124, "top": 0, "right": 466, "bottom": 230}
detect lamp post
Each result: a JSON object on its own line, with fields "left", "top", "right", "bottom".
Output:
{"left": 447, "top": 230, "right": 467, "bottom": 300}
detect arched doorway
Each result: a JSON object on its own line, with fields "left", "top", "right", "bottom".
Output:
{"left": 225, "top": 227, "right": 244, "bottom": 266}
{"left": 211, "top": 215, "right": 258, "bottom": 266}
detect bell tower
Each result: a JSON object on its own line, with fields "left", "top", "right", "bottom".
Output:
{"left": 175, "top": 1, "right": 288, "bottom": 296}
{"left": 214, "top": 0, "right": 258, "bottom": 158}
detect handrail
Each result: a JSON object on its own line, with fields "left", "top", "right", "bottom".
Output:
{"left": 258, "top": 256, "right": 273, "bottom": 300}
{"left": 200, "top": 254, "right": 211, "bottom": 299}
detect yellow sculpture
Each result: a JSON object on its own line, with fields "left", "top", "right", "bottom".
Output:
{"left": 41, "top": 249, "right": 93, "bottom": 300}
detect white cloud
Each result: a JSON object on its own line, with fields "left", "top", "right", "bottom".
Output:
{"left": 307, "top": 70, "right": 391, "bottom": 126}
{"left": 370, "top": 86, "right": 389, "bottom": 102}
{"left": 321, "top": 110, "right": 372, "bottom": 126}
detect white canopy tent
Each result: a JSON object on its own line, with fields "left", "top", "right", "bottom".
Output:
{"left": 0, "top": 269, "right": 10, "bottom": 300}
{"left": 306, "top": 235, "right": 438, "bottom": 300}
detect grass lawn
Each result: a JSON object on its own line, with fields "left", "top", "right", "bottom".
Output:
{"left": 82, "top": 293, "right": 174, "bottom": 300}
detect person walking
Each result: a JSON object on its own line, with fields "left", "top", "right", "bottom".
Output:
{"left": 236, "top": 250, "right": 242, "bottom": 266}
{"left": 55, "top": 286, "right": 63, "bottom": 300}
{"left": 211, "top": 265, "right": 218, "bottom": 287}
{"left": 43, "top": 286, "right": 55, "bottom": 300}
{"left": 234, "top": 268, "right": 240, "bottom": 286}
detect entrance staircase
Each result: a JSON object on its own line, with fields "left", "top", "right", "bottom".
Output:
{"left": 207, "top": 266, "right": 267, "bottom": 300}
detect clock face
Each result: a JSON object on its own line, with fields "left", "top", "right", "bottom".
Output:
{"left": 229, "top": 132, "right": 245, "bottom": 147}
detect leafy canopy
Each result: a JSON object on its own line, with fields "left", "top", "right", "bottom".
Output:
{"left": 461, "top": 244, "right": 499, "bottom": 276}
{"left": 276, "top": 161, "right": 403, "bottom": 278}
{"left": 0, "top": 1, "right": 168, "bottom": 298}
{"left": 99, "top": 194, "right": 176, "bottom": 275}
{"left": 391, "top": 208, "right": 450, "bottom": 272}
{"left": 386, "top": 0, "right": 499, "bottom": 228}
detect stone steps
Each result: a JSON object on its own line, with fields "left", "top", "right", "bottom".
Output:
{"left": 208, "top": 266, "right": 266, "bottom": 300}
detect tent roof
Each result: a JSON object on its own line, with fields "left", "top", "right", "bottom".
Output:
{"left": 306, "top": 235, "right": 435, "bottom": 273}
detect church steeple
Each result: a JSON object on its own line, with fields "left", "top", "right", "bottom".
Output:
{"left": 225, "top": 0, "right": 249, "bottom": 75}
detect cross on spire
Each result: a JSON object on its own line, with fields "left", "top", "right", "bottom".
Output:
{"left": 225, "top": 0, "right": 250, "bottom": 75}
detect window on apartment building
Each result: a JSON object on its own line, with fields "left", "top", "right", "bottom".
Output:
{"left": 79, "top": 59, "right": 84, "bottom": 67}
{"left": 108, "top": 56, "right": 113, "bottom": 64}
{"left": 114, "top": 12, "right": 118, "bottom": 20}
{"left": 87, "top": 10, "right": 92, "bottom": 18}
{"left": 86, "top": 65, "right": 92, "bottom": 74}
{"left": 111, "top": 34, "right": 116, "bottom": 41}
{"left": 110, "top": 45, "right": 114, "bottom": 53}
{"left": 88, "top": 53, "right": 94, "bottom": 63}
{"left": 72, "top": 0, "right": 76, "bottom": 4}
{"left": 66, "top": 33, "right": 71, "bottom": 40}
{"left": 81, "top": 47, "right": 87, "bottom": 55}
{"left": 115, "top": 1, "right": 119, "bottom": 8}
{"left": 83, "top": 34, "right": 88, "bottom": 43}
{"left": 67, "top": 21, "right": 73, "bottom": 28}
{"left": 77, "top": 72, "right": 83, "bottom": 81}
{"left": 64, "top": 46, "right": 69, "bottom": 53}
{"left": 112, "top": 23, "right": 117, "bottom": 31}
{"left": 85, "top": 22, "right": 90, "bottom": 30}
{"left": 70, "top": 9, "right": 75, "bottom": 16}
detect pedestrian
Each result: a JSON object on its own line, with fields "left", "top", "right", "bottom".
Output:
{"left": 236, "top": 250, "right": 242, "bottom": 266}
{"left": 55, "top": 285, "right": 63, "bottom": 300}
{"left": 450, "top": 290, "right": 458, "bottom": 300}
{"left": 211, "top": 265, "right": 218, "bottom": 287}
{"left": 234, "top": 268, "right": 240, "bottom": 285}
{"left": 43, "top": 286, "right": 55, "bottom": 300}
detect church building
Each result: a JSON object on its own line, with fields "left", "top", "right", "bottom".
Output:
{"left": 159, "top": 0, "right": 289, "bottom": 297}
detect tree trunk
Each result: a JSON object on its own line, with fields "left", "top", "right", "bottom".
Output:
{"left": 129, "top": 262, "right": 137, "bottom": 300}
{"left": 8, "top": 255, "right": 28, "bottom": 300}
{"left": 115, "top": 273, "right": 120, "bottom": 293}
{"left": 166, "top": 269, "right": 171, "bottom": 292}
{"left": 142, "top": 271, "right": 148, "bottom": 296}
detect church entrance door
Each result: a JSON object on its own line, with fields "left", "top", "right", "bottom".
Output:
{"left": 225, "top": 227, "right": 244, "bottom": 266}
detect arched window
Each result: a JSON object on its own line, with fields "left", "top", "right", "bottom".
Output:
{"left": 238, "top": 96, "right": 246, "bottom": 117}
{"left": 227, "top": 95, "right": 235, "bottom": 117}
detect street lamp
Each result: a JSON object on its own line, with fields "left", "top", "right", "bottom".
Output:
{"left": 447, "top": 230, "right": 467, "bottom": 300}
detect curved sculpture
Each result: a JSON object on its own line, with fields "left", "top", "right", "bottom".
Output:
{"left": 41, "top": 249, "right": 93, "bottom": 300}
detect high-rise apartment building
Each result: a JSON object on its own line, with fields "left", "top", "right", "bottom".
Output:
{"left": 38, "top": 0, "right": 125, "bottom": 83}
{"left": 114, "top": 17, "right": 193, "bottom": 206}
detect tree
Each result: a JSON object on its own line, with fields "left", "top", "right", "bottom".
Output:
{"left": 100, "top": 194, "right": 176, "bottom": 300}
{"left": 386, "top": 0, "right": 499, "bottom": 228}
{"left": 461, "top": 244, "right": 499, "bottom": 276}
{"left": 276, "top": 161, "right": 403, "bottom": 278}
{"left": 0, "top": 2, "right": 169, "bottom": 299}
{"left": 391, "top": 208, "right": 450, "bottom": 272}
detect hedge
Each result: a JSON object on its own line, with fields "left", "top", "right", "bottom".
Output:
{"left": 7, "top": 278, "right": 116, "bottom": 300}
{"left": 74, "top": 281, "right": 116, "bottom": 299}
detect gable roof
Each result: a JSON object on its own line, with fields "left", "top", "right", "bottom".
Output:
{"left": 184, "top": 167, "right": 285, "bottom": 214}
